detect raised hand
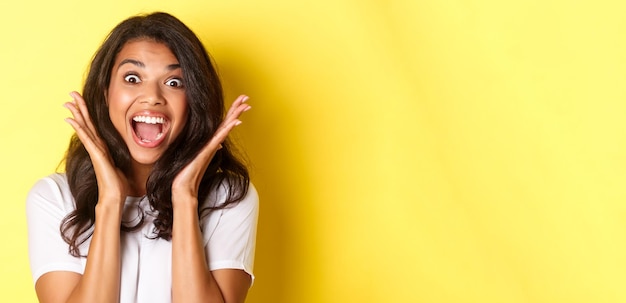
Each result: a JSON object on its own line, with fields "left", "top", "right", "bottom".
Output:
{"left": 171, "top": 95, "right": 251, "bottom": 202}
{"left": 64, "top": 91, "right": 129, "bottom": 205}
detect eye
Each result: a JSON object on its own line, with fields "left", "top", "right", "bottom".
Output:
{"left": 124, "top": 74, "right": 141, "bottom": 84}
{"left": 165, "top": 78, "right": 184, "bottom": 88}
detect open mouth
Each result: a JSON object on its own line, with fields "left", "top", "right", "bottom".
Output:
{"left": 131, "top": 115, "right": 169, "bottom": 146}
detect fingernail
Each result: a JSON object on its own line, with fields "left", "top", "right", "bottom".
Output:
{"left": 243, "top": 105, "right": 252, "bottom": 112}
{"left": 235, "top": 121, "right": 242, "bottom": 126}
{"left": 242, "top": 95, "right": 249, "bottom": 103}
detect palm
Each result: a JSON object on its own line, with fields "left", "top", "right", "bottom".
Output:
{"left": 65, "top": 91, "right": 129, "bottom": 203}
{"left": 171, "top": 95, "right": 251, "bottom": 200}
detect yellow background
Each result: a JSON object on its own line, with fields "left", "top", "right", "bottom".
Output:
{"left": 2, "top": 0, "right": 626, "bottom": 302}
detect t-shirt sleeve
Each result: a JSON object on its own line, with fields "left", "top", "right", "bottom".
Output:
{"left": 26, "top": 176, "right": 84, "bottom": 285}
{"left": 203, "top": 182, "right": 259, "bottom": 282}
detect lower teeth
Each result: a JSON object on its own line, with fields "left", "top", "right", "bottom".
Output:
{"left": 139, "top": 133, "right": 163, "bottom": 143}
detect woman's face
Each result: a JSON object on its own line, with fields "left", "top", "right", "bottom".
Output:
{"left": 107, "top": 39, "right": 188, "bottom": 167}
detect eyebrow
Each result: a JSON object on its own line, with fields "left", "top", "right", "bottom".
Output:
{"left": 117, "top": 59, "right": 181, "bottom": 71}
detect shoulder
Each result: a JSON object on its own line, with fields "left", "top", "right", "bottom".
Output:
{"left": 29, "top": 173, "right": 69, "bottom": 192}
{"left": 199, "top": 181, "right": 259, "bottom": 234}
{"left": 28, "top": 173, "right": 70, "bottom": 196}
{"left": 26, "top": 173, "right": 75, "bottom": 212}
{"left": 227, "top": 182, "right": 259, "bottom": 218}
{"left": 204, "top": 180, "right": 259, "bottom": 210}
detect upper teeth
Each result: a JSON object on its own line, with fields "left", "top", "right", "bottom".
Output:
{"left": 133, "top": 116, "right": 165, "bottom": 124}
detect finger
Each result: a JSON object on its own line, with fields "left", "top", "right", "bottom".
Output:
{"left": 226, "top": 95, "right": 249, "bottom": 118}
{"left": 195, "top": 97, "right": 251, "bottom": 162}
{"left": 64, "top": 94, "right": 109, "bottom": 156}
{"left": 70, "top": 91, "right": 99, "bottom": 134}
{"left": 64, "top": 117, "right": 105, "bottom": 158}
{"left": 64, "top": 102, "right": 96, "bottom": 142}
{"left": 223, "top": 101, "right": 251, "bottom": 127}
{"left": 220, "top": 97, "right": 251, "bottom": 138}
{"left": 211, "top": 118, "right": 243, "bottom": 148}
{"left": 195, "top": 117, "right": 244, "bottom": 163}
{"left": 225, "top": 95, "right": 247, "bottom": 117}
{"left": 66, "top": 92, "right": 87, "bottom": 125}
{"left": 216, "top": 107, "right": 248, "bottom": 144}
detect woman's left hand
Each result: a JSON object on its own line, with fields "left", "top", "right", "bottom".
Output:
{"left": 171, "top": 95, "right": 251, "bottom": 203}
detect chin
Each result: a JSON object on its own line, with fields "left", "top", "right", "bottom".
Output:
{"left": 130, "top": 152, "right": 162, "bottom": 167}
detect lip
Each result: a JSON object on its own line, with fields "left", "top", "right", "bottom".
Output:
{"left": 129, "top": 110, "right": 171, "bottom": 148}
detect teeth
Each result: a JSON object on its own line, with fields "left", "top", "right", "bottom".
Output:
{"left": 139, "top": 132, "right": 163, "bottom": 143}
{"left": 133, "top": 116, "right": 165, "bottom": 124}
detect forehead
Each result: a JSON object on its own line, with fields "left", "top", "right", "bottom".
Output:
{"left": 114, "top": 39, "right": 179, "bottom": 66}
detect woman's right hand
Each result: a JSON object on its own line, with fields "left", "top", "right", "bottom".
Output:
{"left": 64, "top": 91, "right": 128, "bottom": 205}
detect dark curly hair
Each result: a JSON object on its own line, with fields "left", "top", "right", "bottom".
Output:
{"left": 60, "top": 12, "right": 250, "bottom": 257}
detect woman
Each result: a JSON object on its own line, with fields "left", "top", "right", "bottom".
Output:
{"left": 26, "top": 12, "right": 258, "bottom": 303}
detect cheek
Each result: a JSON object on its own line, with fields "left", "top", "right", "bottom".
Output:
{"left": 170, "top": 106, "right": 189, "bottom": 141}
{"left": 108, "top": 108, "right": 127, "bottom": 135}
{"left": 175, "top": 98, "right": 189, "bottom": 126}
{"left": 107, "top": 88, "right": 132, "bottom": 116}
{"left": 106, "top": 97, "right": 131, "bottom": 133}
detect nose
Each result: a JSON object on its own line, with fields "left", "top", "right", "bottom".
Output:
{"left": 139, "top": 82, "right": 165, "bottom": 106}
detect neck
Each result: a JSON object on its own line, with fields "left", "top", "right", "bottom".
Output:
{"left": 127, "top": 161, "right": 153, "bottom": 197}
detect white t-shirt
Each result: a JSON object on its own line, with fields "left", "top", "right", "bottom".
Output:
{"left": 26, "top": 173, "right": 258, "bottom": 303}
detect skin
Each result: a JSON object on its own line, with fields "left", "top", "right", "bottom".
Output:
{"left": 34, "top": 39, "right": 252, "bottom": 303}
